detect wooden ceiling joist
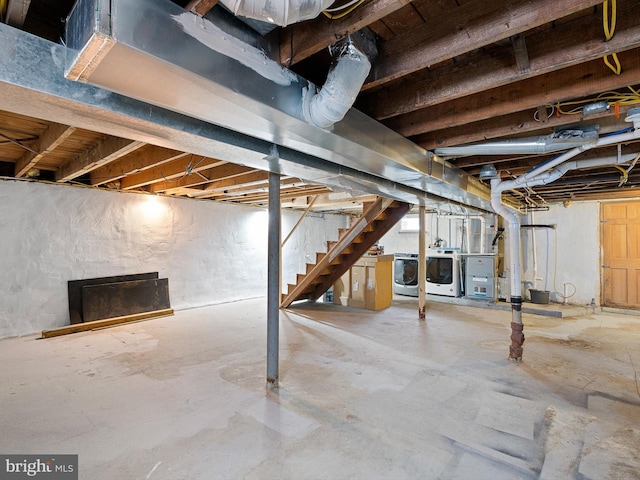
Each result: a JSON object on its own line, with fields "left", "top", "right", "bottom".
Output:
{"left": 89, "top": 146, "right": 188, "bottom": 186}
{"left": 149, "top": 163, "right": 258, "bottom": 193}
{"left": 119, "top": 155, "right": 227, "bottom": 190}
{"left": 361, "top": 2, "right": 640, "bottom": 120}
{"left": 389, "top": 49, "right": 640, "bottom": 137}
{"left": 279, "top": 0, "right": 410, "bottom": 66}
{"left": 363, "top": 0, "right": 603, "bottom": 91}
{"left": 14, "top": 123, "right": 75, "bottom": 177}
{"left": 189, "top": 170, "right": 271, "bottom": 198}
{"left": 56, "top": 136, "right": 144, "bottom": 182}
{"left": 185, "top": 0, "right": 218, "bottom": 16}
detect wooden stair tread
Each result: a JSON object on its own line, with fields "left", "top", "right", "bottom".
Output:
{"left": 281, "top": 199, "right": 411, "bottom": 308}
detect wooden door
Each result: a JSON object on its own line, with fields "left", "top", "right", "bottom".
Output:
{"left": 601, "top": 201, "right": 640, "bottom": 308}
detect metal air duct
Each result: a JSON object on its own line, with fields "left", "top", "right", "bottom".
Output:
{"left": 63, "top": 0, "right": 493, "bottom": 211}
{"left": 434, "top": 127, "right": 600, "bottom": 158}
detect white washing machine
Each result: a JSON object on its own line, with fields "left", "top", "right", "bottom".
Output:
{"left": 426, "top": 248, "right": 462, "bottom": 297}
{"left": 393, "top": 253, "right": 419, "bottom": 297}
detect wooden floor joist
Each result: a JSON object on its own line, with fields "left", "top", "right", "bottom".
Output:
{"left": 40, "top": 308, "right": 174, "bottom": 339}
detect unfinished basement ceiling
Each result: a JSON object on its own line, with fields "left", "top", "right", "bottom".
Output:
{"left": 1, "top": 0, "right": 640, "bottom": 211}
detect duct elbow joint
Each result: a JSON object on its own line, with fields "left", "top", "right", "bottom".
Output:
{"left": 303, "top": 31, "right": 376, "bottom": 129}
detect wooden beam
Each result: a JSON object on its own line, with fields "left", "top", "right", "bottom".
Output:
{"left": 90, "top": 146, "right": 187, "bottom": 186}
{"left": 364, "top": 0, "right": 603, "bottom": 91}
{"left": 5, "top": 0, "right": 31, "bottom": 28}
{"left": 279, "top": 0, "right": 411, "bottom": 66}
{"left": 414, "top": 102, "right": 637, "bottom": 151}
{"left": 120, "top": 155, "right": 226, "bottom": 190}
{"left": 149, "top": 164, "right": 256, "bottom": 193}
{"left": 359, "top": 1, "right": 640, "bottom": 119}
{"left": 14, "top": 123, "right": 75, "bottom": 177}
{"left": 388, "top": 49, "right": 640, "bottom": 137}
{"left": 41, "top": 309, "right": 174, "bottom": 339}
{"left": 56, "top": 137, "right": 144, "bottom": 182}
{"left": 185, "top": 0, "right": 218, "bottom": 16}
{"left": 511, "top": 34, "right": 530, "bottom": 73}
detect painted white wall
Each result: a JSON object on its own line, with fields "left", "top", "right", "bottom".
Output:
{"left": 0, "top": 179, "right": 346, "bottom": 338}
{"left": 521, "top": 201, "right": 600, "bottom": 306}
{"left": 380, "top": 205, "right": 601, "bottom": 306}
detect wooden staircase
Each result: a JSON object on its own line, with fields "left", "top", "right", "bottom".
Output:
{"left": 280, "top": 197, "right": 411, "bottom": 308}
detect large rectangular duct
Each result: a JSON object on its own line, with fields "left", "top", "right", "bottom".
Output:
{"left": 63, "top": 0, "right": 492, "bottom": 211}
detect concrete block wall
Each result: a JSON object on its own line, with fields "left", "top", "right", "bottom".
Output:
{"left": 0, "top": 179, "right": 347, "bottom": 338}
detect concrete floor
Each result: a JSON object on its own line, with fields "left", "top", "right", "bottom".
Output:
{"left": 1, "top": 298, "right": 639, "bottom": 480}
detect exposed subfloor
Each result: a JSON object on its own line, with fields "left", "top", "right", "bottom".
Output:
{"left": 1, "top": 298, "right": 640, "bottom": 480}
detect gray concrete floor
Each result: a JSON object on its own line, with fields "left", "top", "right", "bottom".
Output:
{"left": 1, "top": 298, "right": 639, "bottom": 480}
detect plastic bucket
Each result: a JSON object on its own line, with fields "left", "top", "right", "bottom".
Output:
{"left": 530, "top": 289, "right": 550, "bottom": 304}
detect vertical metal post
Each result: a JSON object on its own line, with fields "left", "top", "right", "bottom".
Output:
{"left": 267, "top": 172, "right": 281, "bottom": 389}
{"left": 418, "top": 204, "right": 427, "bottom": 320}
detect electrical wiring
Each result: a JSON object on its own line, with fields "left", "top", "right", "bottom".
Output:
{"left": 534, "top": 106, "right": 555, "bottom": 122}
{"left": 323, "top": 0, "right": 363, "bottom": 13}
{"left": 603, "top": 0, "right": 621, "bottom": 75}
{"left": 322, "top": 0, "right": 366, "bottom": 19}
{"left": 548, "top": 86, "right": 640, "bottom": 116}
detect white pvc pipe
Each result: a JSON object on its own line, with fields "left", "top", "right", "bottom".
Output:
{"left": 479, "top": 216, "right": 486, "bottom": 254}
{"left": 511, "top": 129, "right": 639, "bottom": 187}
{"left": 465, "top": 219, "right": 471, "bottom": 254}
{"left": 491, "top": 178, "right": 522, "bottom": 306}
{"left": 219, "top": 0, "right": 333, "bottom": 26}
{"left": 437, "top": 214, "right": 487, "bottom": 254}
{"left": 531, "top": 211, "right": 538, "bottom": 292}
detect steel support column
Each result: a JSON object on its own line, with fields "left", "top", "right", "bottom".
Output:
{"left": 267, "top": 172, "right": 281, "bottom": 389}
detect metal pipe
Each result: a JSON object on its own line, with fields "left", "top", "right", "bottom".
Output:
{"left": 267, "top": 171, "right": 281, "bottom": 389}
{"left": 488, "top": 123, "right": 640, "bottom": 361}
{"left": 219, "top": 0, "right": 333, "bottom": 26}
{"left": 515, "top": 128, "right": 640, "bottom": 186}
{"left": 418, "top": 204, "right": 426, "bottom": 320}
{"left": 434, "top": 129, "right": 599, "bottom": 157}
{"left": 490, "top": 177, "right": 524, "bottom": 361}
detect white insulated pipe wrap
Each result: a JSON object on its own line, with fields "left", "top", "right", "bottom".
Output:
{"left": 219, "top": 0, "right": 334, "bottom": 26}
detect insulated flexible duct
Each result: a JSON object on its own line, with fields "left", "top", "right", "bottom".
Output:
{"left": 219, "top": 0, "right": 334, "bottom": 26}
{"left": 303, "top": 31, "right": 376, "bottom": 129}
